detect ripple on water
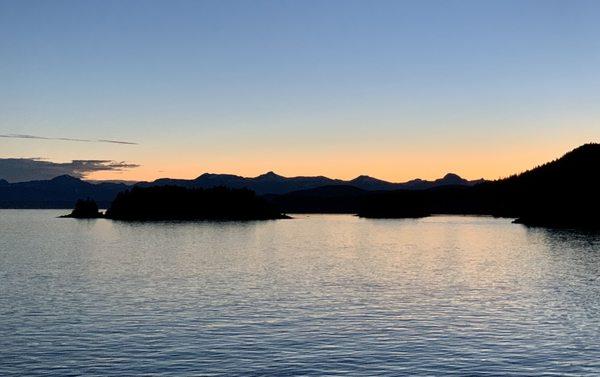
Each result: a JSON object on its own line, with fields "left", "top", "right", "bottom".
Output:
{"left": 1, "top": 211, "right": 600, "bottom": 376}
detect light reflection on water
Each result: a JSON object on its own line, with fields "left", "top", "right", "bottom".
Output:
{"left": 1, "top": 211, "right": 599, "bottom": 375}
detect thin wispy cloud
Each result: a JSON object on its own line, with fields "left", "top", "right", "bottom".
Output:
{"left": 0, "top": 134, "right": 138, "bottom": 145}
{"left": 0, "top": 158, "right": 140, "bottom": 182}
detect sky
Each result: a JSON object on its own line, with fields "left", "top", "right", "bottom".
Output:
{"left": 1, "top": 0, "right": 599, "bottom": 182}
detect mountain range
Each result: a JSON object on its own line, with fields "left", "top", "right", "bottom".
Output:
{"left": 137, "top": 172, "right": 483, "bottom": 194}
{"left": 0, "top": 172, "right": 483, "bottom": 208}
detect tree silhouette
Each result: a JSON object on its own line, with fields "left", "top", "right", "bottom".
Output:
{"left": 64, "top": 198, "right": 102, "bottom": 218}
{"left": 358, "top": 143, "right": 600, "bottom": 229}
{"left": 104, "top": 185, "right": 288, "bottom": 221}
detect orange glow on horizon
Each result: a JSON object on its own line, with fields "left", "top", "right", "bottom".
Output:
{"left": 85, "top": 140, "right": 591, "bottom": 183}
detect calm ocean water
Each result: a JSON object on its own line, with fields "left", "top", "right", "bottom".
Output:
{"left": 1, "top": 210, "right": 600, "bottom": 376}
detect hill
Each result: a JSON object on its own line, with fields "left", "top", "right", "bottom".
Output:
{"left": 490, "top": 143, "right": 600, "bottom": 227}
{"left": 359, "top": 143, "right": 600, "bottom": 228}
{"left": 0, "top": 175, "right": 128, "bottom": 208}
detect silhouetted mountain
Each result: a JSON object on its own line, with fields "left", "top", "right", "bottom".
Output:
{"left": 438, "top": 173, "right": 474, "bottom": 186}
{"left": 137, "top": 173, "right": 340, "bottom": 194}
{"left": 261, "top": 173, "right": 484, "bottom": 213}
{"left": 359, "top": 143, "right": 600, "bottom": 229}
{"left": 257, "top": 171, "right": 284, "bottom": 180}
{"left": 138, "top": 172, "right": 481, "bottom": 195}
{"left": 401, "top": 173, "right": 484, "bottom": 190}
{"left": 0, "top": 171, "right": 480, "bottom": 208}
{"left": 348, "top": 176, "right": 398, "bottom": 191}
{"left": 0, "top": 175, "right": 128, "bottom": 208}
{"left": 105, "top": 186, "right": 288, "bottom": 221}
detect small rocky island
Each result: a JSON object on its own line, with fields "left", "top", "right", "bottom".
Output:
{"left": 65, "top": 186, "right": 289, "bottom": 221}
{"left": 61, "top": 198, "right": 103, "bottom": 218}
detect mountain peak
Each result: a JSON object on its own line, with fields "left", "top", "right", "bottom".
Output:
{"left": 0, "top": 179, "right": 8, "bottom": 186}
{"left": 256, "top": 171, "right": 283, "bottom": 180}
{"left": 437, "top": 173, "right": 468, "bottom": 185}
{"left": 442, "top": 173, "right": 462, "bottom": 180}
{"left": 435, "top": 173, "right": 469, "bottom": 185}
{"left": 195, "top": 173, "right": 214, "bottom": 180}
{"left": 194, "top": 172, "right": 242, "bottom": 181}
{"left": 351, "top": 175, "right": 383, "bottom": 183}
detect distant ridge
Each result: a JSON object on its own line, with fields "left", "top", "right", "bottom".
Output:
{"left": 0, "top": 175, "right": 128, "bottom": 208}
{"left": 137, "top": 171, "right": 483, "bottom": 195}
{"left": 0, "top": 171, "right": 481, "bottom": 208}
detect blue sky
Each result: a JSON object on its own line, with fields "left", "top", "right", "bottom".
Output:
{"left": 1, "top": 0, "right": 599, "bottom": 181}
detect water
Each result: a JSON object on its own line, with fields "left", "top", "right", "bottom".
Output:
{"left": 1, "top": 210, "right": 600, "bottom": 376}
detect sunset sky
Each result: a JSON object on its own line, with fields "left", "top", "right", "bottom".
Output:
{"left": 1, "top": 0, "right": 599, "bottom": 182}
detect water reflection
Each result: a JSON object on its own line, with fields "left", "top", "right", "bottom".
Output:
{"left": 1, "top": 211, "right": 599, "bottom": 376}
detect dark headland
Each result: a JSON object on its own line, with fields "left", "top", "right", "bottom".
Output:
{"left": 358, "top": 143, "right": 600, "bottom": 229}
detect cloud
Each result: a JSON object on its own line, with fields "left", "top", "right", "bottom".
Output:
{"left": 96, "top": 139, "right": 138, "bottom": 145}
{"left": 0, "top": 134, "right": 138, "bottom": 145}
{"left": 0, "top": 158, "right": 140, "bottom": 182}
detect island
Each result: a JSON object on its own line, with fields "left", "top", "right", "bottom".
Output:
{"left": 61, "top": 198, "right": 103, "bottom": 218}
{"left": 102, "top": 185, "right": 289, "bottom": 221}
